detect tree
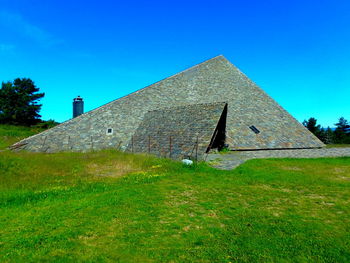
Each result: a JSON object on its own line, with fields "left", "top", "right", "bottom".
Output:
{"left": 303, "top": 117, "right": 323, "bottom": 140}
{"left": 335, "top": 117, "right": 350, "bottom": 133}
{"left": 334, "top": 117, "right": 350, "bottom": 144}
{"left": 322, "top": 127, "right": 334, "bottom": 144}
{"left": 0, "top": 78, "right": 44, "bottom": 126}
{"left": 35, "top": 119, "right": 59, "bottom": 129}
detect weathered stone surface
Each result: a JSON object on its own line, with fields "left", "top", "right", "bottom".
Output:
{"left": 207, "top": 148, "right": 350, "bottom": 170}
{"left": 128, "top": 102, "right": 226, "bottom": 159}
{"left": 12, "top": 55, "right": 324, "bottom": 154}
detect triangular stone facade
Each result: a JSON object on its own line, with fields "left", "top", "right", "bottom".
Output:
{"left": 12, "top": 55, "right": 324, "bottom": 155}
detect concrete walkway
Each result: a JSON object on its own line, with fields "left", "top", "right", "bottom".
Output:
{"left": 206, "top": 147, "right": 350, "bottom": 170}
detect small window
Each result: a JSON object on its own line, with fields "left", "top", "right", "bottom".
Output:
{"left": 106, "top": 128, "right": 113, "bottom": 135}
{"left": 249, "top": 125, "right": 260, "bottom": 134}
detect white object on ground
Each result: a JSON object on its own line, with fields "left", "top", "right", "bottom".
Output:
{"left": 182, "top": 159, "right": 193, "bottom": 165}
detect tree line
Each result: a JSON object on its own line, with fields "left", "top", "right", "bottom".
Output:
{"left": 0, "top": 78, "right": 58, "bottom": 128}
{"left": 303, "top": 117, "right": 350, "bottom": 144}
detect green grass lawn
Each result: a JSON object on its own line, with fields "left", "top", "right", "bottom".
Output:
{"left": 326, "top": 144, "right": 350, "bottom": 148}
{"left": 1, "top": 149, "right": 350, "bottom": 262}
{"left": 0, "top": 125, "right": 45, "bottom": 150}
{"left": 1, "top": 125, "right": 350, "bottom": 262}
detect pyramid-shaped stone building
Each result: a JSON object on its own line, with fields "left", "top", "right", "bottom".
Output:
{"left": 12, "top": 55, "right": 324, "bottom": 158}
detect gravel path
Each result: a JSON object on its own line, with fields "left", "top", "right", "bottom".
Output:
{"left": 206, "top": 147, "right": 350, "bottom": 170}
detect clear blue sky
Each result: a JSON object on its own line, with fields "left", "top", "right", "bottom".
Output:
{"left": 1, "top": 0, "right": 349, "bottom": 127}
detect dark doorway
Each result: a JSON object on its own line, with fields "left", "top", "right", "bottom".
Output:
{"left": 206, "top": 103, "right": 228, "bottom": 152}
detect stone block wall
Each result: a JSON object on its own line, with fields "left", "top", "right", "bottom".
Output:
{"left": 127, "top": 102, "right": 226, "bottom": 160}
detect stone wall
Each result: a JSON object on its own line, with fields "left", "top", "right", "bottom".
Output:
{"left": 128, "top": 102, "right": 226, "bottom": 160}
{"left": 12, "top": 55, "right": 324, "bottom": 153}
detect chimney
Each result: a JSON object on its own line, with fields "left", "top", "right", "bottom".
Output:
{"left": 73, "top": 96, "right": 84, "bottom": 118}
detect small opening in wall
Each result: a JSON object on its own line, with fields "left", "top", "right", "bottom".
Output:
{"left": 249, "top": 125, "right": 260, "bottom": 134}
{"left": 106, "top": 128, "right": 113, "bottom": 135}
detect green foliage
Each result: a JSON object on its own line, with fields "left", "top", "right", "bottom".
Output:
{"left": 219, "top": 145, "right": 230, "bottom": 154}
{"left": 0, "top": 78, "right": 45, "bottom": 126}
{"left": 34, "top": 119, "right": 59, "bottom": 129}
{"left": 0, "top": 147, "right": 350, "bottom": 262}
{"left": 323, "top": 126, "right": 335, "bottom": 144}
{"left": 334, "top": 117, "right": 350, "bottom": 144}
{"left": 303, "top": 117, "right": 321, "bottom": 135}
{"left": 302, "top": 117, "right": 325, "bottom": 142}
{"left": 326, "top": 144, "right": 350, "bottom": 148}
{"left": 303, "top": 117, "right": 350, "bottom": 144}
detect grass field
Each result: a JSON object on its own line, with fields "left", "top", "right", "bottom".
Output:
{"left": 1, "top": 125, "right": 350, "bottom": 262}
{"left": 326, "top": 144, "right": 350, "bottom": 148}
{"left": 0, "top": 125, "right": 45, "bottom": 150}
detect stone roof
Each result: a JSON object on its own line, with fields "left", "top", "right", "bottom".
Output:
{"left": 12, "top": 55, "right": 324, "bottom": 153}
{"left": 128, "top": 102, "right": 227, "bottom": 159}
